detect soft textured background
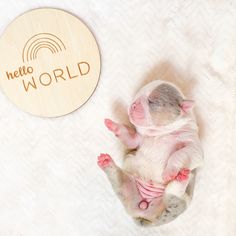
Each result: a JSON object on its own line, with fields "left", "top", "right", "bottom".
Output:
{"left": 0, "top": 1, "right": 235, "bottom": 236}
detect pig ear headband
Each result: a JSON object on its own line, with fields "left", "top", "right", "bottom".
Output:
{"left": 132, "top": 80, "right": 195, "bottom": 114}
{"left": 128, "top": 80, "right": 184, "bottom": 126}
{"left": 132, "top": 80, "right": 186, "bottom": 102}
{"left": 129, "top": 80, "right": 197, "bottom": 136}
{"left": 179, "top": 100, "right": 195, "bottom": 113}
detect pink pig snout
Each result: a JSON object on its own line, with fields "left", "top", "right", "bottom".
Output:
{"left": 130, "top": 100, "right": 145, "bottom": 119}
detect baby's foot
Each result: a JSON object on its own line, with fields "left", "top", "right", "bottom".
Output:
{"left": 163, "top": 168, "right": 190, "bottom": 183}
{"left": 97, "top": 153, "right": 114, "bottom": 169}
{"left": 175, "top": 168, "right": 190, "bottom": 181}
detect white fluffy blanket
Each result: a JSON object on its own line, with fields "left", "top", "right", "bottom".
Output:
{"left": 0, "top": 1, "right": 235, "bottom": 235}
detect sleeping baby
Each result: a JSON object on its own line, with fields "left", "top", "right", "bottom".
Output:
{"left": 97, "top": 80, "right": 203, "bottom": 226}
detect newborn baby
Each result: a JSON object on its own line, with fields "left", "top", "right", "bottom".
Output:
{"left": 97, "top": 80, "right": 203, "bottom": 226}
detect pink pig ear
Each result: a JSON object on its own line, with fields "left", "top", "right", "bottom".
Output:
{"left": 179, "top": 100, "right": 194, "bottom": 113}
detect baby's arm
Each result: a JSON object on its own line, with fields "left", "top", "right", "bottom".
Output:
{"left": 162, "top": 142, "right": 201, "bottom": 183}
{"left": 104, "top": 118, "right": 141, "bottom": 149}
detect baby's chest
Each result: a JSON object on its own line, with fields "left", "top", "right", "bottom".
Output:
{"left": 139, "top": 136, "right": 180, "bottom": 158}
{"left": 123, "top": 136, "right": 185, "bottom": 182}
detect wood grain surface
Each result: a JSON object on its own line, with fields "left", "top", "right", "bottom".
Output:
{"left": 0, "top": 8, "right": 101, "bottom": 117}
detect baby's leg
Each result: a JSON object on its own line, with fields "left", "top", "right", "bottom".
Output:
{"left": 104, "top": 119, "right": 141, "bottom": 149}
{"left": 97, "top": 153, "right": 137, "bottom": 206}
{"left": 165, "top": 175, "right": 191, "bottom": 199}
{"left": 155, "top": 173, "right": 192, "bottom": 225}
{"left": 155, "top": 193, "right": 187, "bottom": 225}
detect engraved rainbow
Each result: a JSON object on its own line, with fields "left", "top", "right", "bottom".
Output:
{"left": 22, "top": 33, "right": 66, "bottom": 62}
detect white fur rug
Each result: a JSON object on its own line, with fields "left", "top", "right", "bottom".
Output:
{"left": 0, "top": 1, "right": 235, "bottom": 235}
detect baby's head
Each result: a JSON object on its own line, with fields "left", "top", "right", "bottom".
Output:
{"left": 128, "top": 81, "right": 194, "bottom": 127}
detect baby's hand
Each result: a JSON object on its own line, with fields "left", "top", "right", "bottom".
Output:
{"left": 104, "top": 119, "right": 121, "bottom": 137}
{"left": 104, "top": 118, "right": 141, "bottom": 149}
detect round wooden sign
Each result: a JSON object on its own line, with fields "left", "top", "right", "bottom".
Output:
{"left": 0, "top": 8, "right": 101, "bottom": 117}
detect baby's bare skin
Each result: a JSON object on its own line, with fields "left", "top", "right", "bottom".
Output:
{"left": 97, "top": 80, "right": 203, "bottom": 226}
{"left": 104, "top": 118, "right": 189, "bottom": 184}
{"left": 104, "top": 119, "right": 141, "bottom": 149}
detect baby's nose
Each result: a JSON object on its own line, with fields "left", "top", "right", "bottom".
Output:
{"left": 131, "top": 102, "right": 137, "bottom": 109}
{"left": 132, "top": 101, "right": 142, "bottom": 110}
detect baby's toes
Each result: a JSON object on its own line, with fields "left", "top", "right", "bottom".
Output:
{"left": 97, "top": 153, "right": 113, "bottom": 169}
{"left": 175, "top": 168, "right": 190, "bottom": 181}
